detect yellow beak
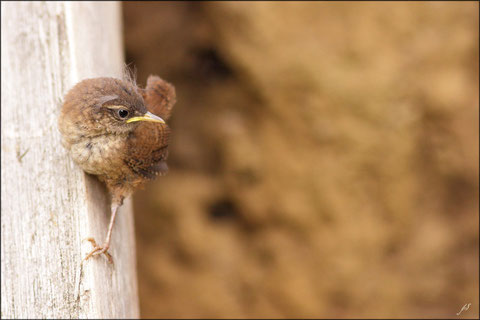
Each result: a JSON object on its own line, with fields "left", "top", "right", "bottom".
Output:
{"left": 126, "top": 111, "right": 165, "bottom": 124}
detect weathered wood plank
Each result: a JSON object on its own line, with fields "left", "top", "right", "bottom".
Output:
{"left": 1, "top": 2, "right": 139, "bottom": 318}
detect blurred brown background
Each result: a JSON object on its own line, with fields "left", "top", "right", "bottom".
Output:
{"left": 123, "top": 2, "right": 479, "bottom": 318}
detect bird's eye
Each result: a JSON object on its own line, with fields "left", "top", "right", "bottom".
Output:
{"left": 118, "top": 109, "right": 129, "bottom": 119}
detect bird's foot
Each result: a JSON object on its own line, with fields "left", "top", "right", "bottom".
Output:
{"left": 82, "top": 237, "right": 113, "bottom": 264}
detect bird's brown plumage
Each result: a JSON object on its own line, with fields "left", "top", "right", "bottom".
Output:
{"left": 59, "top": 75, "right": 175, "bottom": 204}
{"left": 141, "top": 75, "right": 176, "bottom": 121}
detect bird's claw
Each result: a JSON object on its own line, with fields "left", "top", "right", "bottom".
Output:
{"left": 82, "top": 237, "right": 113, "bottom": 264}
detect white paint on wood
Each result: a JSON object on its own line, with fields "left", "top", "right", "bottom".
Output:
{"left": 1, "top": 2, "right": 140, "bottom": 318}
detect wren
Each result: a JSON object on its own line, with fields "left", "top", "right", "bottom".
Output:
{"left": 58, "top": 74, "right": 175, "bottom": 263}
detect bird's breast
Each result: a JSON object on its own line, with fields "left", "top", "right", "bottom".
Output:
{"left": 68, "top": 134, "right": 127, "bottom": 177}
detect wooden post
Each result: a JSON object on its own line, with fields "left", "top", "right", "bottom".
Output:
{"left": 1, "top": 2, "right": 140, "bottom": 318}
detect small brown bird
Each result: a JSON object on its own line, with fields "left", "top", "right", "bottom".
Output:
{"left": 58, "top": 74, "right": 175, "bottom": 263}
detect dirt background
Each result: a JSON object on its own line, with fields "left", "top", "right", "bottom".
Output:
{"left": 123, "top": 2, "right": 479, "bottom": 318}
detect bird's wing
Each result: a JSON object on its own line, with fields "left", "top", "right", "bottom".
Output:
{"left": 125, "top": 123, "right": 171, "bottom": 179}
{"left": 141, "top": 75, "right": 176, "bottom": 121}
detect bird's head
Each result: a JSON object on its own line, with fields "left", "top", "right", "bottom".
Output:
{"left": 59, "top": 77, "right": 165, "bottom": 139}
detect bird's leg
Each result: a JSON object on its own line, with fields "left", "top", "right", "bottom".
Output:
{"left": 83, "top": 202, "right": 120, "bottom": 264}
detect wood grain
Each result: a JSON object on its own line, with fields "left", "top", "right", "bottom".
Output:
{"left": 1, "top": 2, "right": 139, "bottom": 318}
